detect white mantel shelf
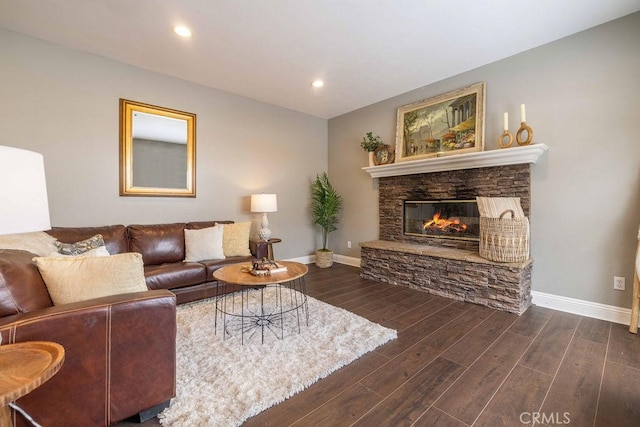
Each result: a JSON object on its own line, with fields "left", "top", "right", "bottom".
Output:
{"left": 362, "top": 143, "right": 548, "bottom": 178}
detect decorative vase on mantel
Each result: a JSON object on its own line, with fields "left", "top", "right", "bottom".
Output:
{"left": 361, "top": 132, "right": 383, "bottom": 167}
{"left": 368, "top": 151, "right": 375, "bottom": 167}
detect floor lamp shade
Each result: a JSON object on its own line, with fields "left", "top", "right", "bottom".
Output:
{"left": 0, "top": 146, "right": 51, "bottom": 235}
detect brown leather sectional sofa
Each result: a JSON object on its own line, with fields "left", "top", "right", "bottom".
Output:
{"left": 47, "top": 221, "right": 264, "bottom": 304}
{"left": 0, "top": 220, "right": 263, "bottom": 426}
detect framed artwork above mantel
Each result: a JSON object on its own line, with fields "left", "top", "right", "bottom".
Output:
{"left": 395, "top": 82, "right": 486, "bottom": 162}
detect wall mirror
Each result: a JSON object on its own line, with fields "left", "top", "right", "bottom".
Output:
{"left": 119, "top": 99, "right": 196, "bottom": 197}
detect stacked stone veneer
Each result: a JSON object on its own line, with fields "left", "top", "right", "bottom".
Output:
{"left": 360, "top": 241, "right": 532, "bottom": 314}
{"left": 362, "top": 164, "right": 533, "bottom": 314}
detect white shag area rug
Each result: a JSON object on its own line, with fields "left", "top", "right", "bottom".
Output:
{"left": 158, "top": 288, "right": 397, "bottom": 426}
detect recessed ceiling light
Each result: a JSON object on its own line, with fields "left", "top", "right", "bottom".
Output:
{"left": 311, "top": 80, "right": 324, "bottom": 88}
{"left": 172, "top": 25, "right": 192, "bottom": 38}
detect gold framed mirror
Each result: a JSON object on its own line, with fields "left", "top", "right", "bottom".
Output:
{"left": 119, "top": 99, "right": 196, "bottom": 197}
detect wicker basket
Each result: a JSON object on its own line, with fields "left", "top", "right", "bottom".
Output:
{"left": 479, "top": 209, "right": 530, "bottom": 263}
{"left": 315, "top": 249, "right": 334, "bottom": 268}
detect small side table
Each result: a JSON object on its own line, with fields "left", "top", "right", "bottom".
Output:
{"left": 0, "top": 341, "right": 65, "bottom": 426}
{"left": 249, "top": 238, "right": 281, "bottom": 260}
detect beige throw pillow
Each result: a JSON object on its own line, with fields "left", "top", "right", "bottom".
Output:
{"left": 219, "top": 222, "right": 252, "bottom": 257}
{"left": 33, "top": 252, "right": 148, "bottom": 305}
{"left": 184, "top": 225, "right": 225, "bottom": 262}
{"left": 0, "top": 231, "right": 58, "bottom": 256}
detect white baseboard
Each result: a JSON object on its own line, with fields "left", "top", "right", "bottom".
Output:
{"left": 283, "top": 255, "right": 314, "bottom": 264}
{"left": 532, "top": 290, "right": 633, "bottom": 325}
{"left": 332, "top": 254, "right": 361, "bottom": 267}
{"left": 283, "top": 254, "right": 361, "bottom": 267}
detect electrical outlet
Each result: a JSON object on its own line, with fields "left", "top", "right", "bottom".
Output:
{"left": 614, "top": 276, "right": 625, "bottom": 290}
{"left": 347, "top": 241, "right": 352, "bottom": 249}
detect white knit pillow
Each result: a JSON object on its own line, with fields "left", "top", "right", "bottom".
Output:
{"left": 33, "top": 252, "right": 148, "bottom": 305}
{"left": 184, "top": 225, "right": 225, "bottom": 262}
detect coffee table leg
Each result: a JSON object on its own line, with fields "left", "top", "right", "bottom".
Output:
{"left": 301, "top": 276, "right": 309, "bottom": 326}
{"left": 214, "top": 280, "right": 221, "bottom": 336}
{"left": 293, "top": 280, "right": 302, "bottom": 334}
{"left": 242, "top": 289, "right": 247, "bottom": 345}
{"left": 278, "top": 284, "right": 284, "bottom": 339}
{"left": 260, "top": 287, "right": 264, "bottom": 344}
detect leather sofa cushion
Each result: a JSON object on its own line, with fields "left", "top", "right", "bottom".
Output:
{"left": 199, "top": 256, "right": 254, "bottom": 280}
{"left": 128, "top": 223, "right": 186, "bottom": 265}
{"left": 0, "top": 249, "right": 53, "bottom": 317}
{"left": 144, "top": 262, "right": 206, "bottom": 290}
{"left": 172, "top": 281, "right": 245, "bottom": 305}
{"left": 48, "top": 225, "right": 128, "bottom": 255}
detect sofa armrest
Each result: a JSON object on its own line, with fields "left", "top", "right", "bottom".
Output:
{"left": 0, "top": 290, "right": 176, "bottom": 427}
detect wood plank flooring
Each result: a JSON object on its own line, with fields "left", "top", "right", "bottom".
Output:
{"left": 118, "top": 263, "right": 640, "bottom": 426}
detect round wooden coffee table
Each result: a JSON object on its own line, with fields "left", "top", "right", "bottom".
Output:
{"left": 0, "top": 341, "right": 65, "bottom": 425}
{"left": 213, "top": 261, "right": 309, "bottom": 344}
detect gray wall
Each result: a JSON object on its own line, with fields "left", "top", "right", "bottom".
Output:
{"left": 0, "top": 28, "right": 328, "bottom": 260}
{"left": 328, "top": 12, "right": 640, "bottom": 308}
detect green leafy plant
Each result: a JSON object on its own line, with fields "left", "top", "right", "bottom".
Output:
{"left": 311, "top": 172, "right": 343, "bottom": 251}
{"left": 360, "top": 132, "right": 383, "bottom": 152}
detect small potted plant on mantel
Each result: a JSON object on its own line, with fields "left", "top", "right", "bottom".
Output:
{"left": 310, "top": 172, "right": 343, "bottom": 268}
{"left": 361, "top": 132, "right": 383, "bottom": 166}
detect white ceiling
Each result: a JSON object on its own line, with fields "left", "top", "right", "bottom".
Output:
{"left": 1, "top": 0, "right": 639, "bottom": 119}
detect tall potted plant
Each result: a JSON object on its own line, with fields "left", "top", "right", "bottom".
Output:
{"left": 311, "top": 172, "right": 343, "bottom": 268}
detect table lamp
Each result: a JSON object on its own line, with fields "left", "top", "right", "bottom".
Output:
{"left": 250, "top": 193, "right": 277, "bottom": 241}
{"left": 0, "top": 146, "right": 51, "bottom": 236}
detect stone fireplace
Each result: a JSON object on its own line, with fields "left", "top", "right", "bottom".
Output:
{"left": 360, "top": 145, "right": 547, "bottom": 315}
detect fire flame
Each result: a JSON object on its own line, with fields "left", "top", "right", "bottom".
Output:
{"left": 423, "top": 213, "right": 468, "bottom": 232}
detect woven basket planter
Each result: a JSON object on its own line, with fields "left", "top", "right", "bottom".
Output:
{"left": 479, "top": 209, "right": 530, "bottom": 263}
{"left": 315, "top": 249, "right": 334, "bottom": 268}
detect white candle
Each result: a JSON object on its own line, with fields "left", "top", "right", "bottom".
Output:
{"left": 520, "top": 104, "right": 526, "bottom": 123}
{"left": 503, "top": 112, "right": 508, "bottom": 131}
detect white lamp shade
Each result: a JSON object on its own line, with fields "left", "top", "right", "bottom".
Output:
{"left": 0, "top": 146, "right": 51, "bottom": 235}
{"left": 251, "top": 193, "right": 277, "bottom": 213}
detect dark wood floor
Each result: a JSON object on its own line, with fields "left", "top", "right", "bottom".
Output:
{"left": 119, "top": 263, "right": 640, "bottom": 427}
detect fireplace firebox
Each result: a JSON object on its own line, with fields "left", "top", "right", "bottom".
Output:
{"left": 403, "top": 200, "right": 480, "bottom": 241}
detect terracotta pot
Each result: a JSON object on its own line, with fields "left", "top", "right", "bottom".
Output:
{"left": 315, "top": 249, "right": 333, "bottom": 268}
